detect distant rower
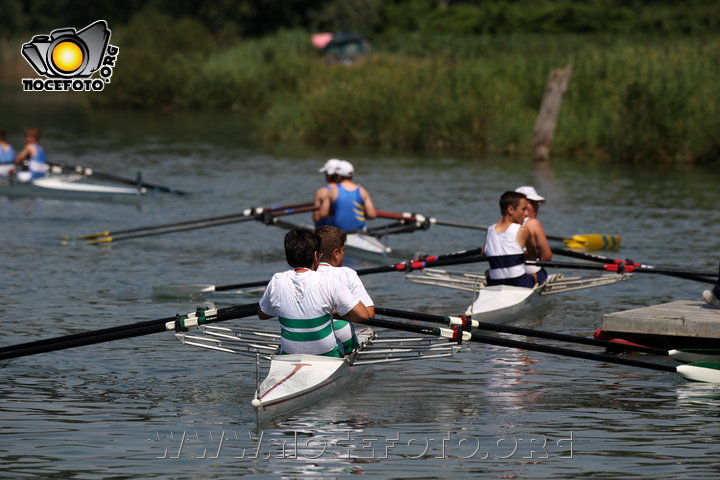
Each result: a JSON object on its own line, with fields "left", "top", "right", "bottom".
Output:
{"left": 314, "top": 159, "right": 376, "bottom": 232}
{"left": 14, "top": 127, "right": 47, "bottom": 182}
{"left": 0, "top": 129, "right": 15, "bottom": 177}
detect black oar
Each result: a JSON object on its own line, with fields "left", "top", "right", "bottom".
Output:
{"left": 375, "top": 210, "right": 621, "bottom": 251}
{"left": 374, "top": 307, "right": 720, "bottom": 363}
{"left": 551, "top": 247, "right": 716, "bottom": 284}
{"left": 49, "top": 161, "right": 187, "bottom": 195}
{"left": 61, "top": 201, "right": 314, "bottom": 241}
{"left": 529, "top": 259, "right": 717, "bottom": 284}
{"left": 0, "top": 303, "right": 259, "bottom": 360}
{"left": 359, "top": 315, "right": 720, "bottom": 383}
{"left": 153, "top": 248, "right": 487, "bottom": 297}
{"left": 76, "top": 205, "right": 317, "bottom": 246}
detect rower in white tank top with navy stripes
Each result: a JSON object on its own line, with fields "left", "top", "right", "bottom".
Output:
{"left": 483, "top": 191, "right": 538, "bottom": 288}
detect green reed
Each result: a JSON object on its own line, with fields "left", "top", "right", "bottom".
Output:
{"left": 90, "top": 29, "right": 720, "bottom": 163}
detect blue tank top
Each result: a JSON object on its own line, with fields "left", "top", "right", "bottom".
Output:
{"left": 28, "top": 143, "right": 47, "bottom": 179}
{"left": 0, "top": 144, "right": 14, "bottom": 164}
{"left": 332, "top": 184, "right": 366, "bottom": 232}
{"left": 314, "top": 185, "right": 335, "bottom": 228}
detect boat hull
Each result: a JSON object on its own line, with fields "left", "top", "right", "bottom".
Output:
{"left": 466, "top": 284, "right": 548, "bottom": 323}
{"left": 253, "top": 327, "right": 373, "bottom": 422}
{"left": 346, "top": 232, "right": 391, "bottom": 258}
{"left": 0, "top": 175, "right": 143, "bottom": 201}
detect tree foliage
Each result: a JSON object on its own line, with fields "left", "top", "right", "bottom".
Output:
{"left": 3, "top": 0, "right": 720, "bottom": 38}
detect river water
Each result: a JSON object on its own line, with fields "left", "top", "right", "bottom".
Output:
{"left": 1, "top": 92, "right": 719, "bottom": 479}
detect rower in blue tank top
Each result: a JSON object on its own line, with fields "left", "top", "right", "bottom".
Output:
{"left": 14, "top": 127, "right": 48, "bottom": 182}
{"left": 0, "top": 129, "right": 14, "bottom": 177}
{"left": 316, "top": 159, "right": 376, "bottom": 232}
{"left": 313, "top": 159, "right": 341, "bottom": 228}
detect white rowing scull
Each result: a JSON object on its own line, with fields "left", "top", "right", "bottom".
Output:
{"left": 406, "top": 269, "right": 631, "bottom": 323}
{"left": 0, "top": 174, "right": 145, "bottom": 201}
{"left": 176, "top": 324, "right": 462, "bottom": 423}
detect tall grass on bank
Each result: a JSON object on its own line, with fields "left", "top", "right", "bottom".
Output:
{"left": 91, "top": 28, "right": 720, "bottom": 164}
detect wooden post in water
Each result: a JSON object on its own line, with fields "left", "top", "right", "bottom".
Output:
{"left": 532, "top": 65, "right": 573, "bottom": 162}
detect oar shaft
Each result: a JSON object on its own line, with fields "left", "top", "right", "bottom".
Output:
{"left": 374, "top": 211, "right": 618, "bottom": 250}
{"left": 76, "top": 202, "right": 315, "bottom": 239}
{"left": 358, "top": 253, "right": 488, "bottom": 275}
{"left": 216, "top": 251, "right": 488, "bottom": 292}
{"left": 0, "top": 314, "right": 175, "bottom": 354}
{"left": 0, "top": 304, "right": 259, "bottom": 359}
{"left": 86, "top": 216, "right": 260, "bottom": 244}
{"left": 531, "top": 259, "right": 717, "bottom": 281}
{"left": 362, "top": 316, "right": 678, "bottom": 374}
{"left": 374, "top": 307, "right": 668, "bottom": 356}
{"left": 551, "top": 248, "right": 717, "bottom": 284}
{"left": 467, "top": 330, "right": 678, "bottom": 373}
{"left": 50, "top": 161, "right": 187, "bottom": 195}
{"left": 0, "top": 322, "right": 168, "bottom": 360}
{"left": 85, "top": 205, "right": 317, "bottom": 244}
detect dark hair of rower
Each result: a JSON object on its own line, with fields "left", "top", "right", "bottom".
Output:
{"left": 499, "top": 191, "right": 527, "bottom": 215}
{"left": 284, "top": 229, "right": 321, "bottom": 268}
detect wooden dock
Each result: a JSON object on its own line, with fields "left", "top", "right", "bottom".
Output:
{"left": 601, "top": 300, "right": 720, "bottom": 349}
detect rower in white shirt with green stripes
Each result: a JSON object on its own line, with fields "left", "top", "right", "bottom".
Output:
{"left": 315, "top": 226, "right": 375, "bottom": 354}
{"left": 258, "top": 229, "right": 369, "bottom": 357}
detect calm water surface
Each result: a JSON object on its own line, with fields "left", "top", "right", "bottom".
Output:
{"left": 1, "top": 95, "right": 719, "bottom": 479}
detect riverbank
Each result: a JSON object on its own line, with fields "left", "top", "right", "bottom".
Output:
{"left": 96, "top": 30, "right": 720, "bottom": 164}
{"left": 4, "top": 29, "right": 720, "bottom": 164}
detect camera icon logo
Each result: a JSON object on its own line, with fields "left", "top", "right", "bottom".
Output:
{"left": 21, "top": 20, "right": 119, "bottom": 92}
{"left": 22, "top": 20, "right": 110, "bottom": 78}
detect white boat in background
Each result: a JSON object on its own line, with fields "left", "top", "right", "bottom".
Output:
{"left": 346, "top": 231, "right": 392, "bottom": 257}
{"left": 0, "top": 174, "right": 145, "bottom": 201}
{"left": 176, "top": 324, "right": 461, "bottom": 423}
{"left": 406, "top": 269, "right": 632, "bottom": 323}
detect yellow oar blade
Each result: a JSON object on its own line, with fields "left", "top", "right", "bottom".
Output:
{"left": 86, "top": 236, "right": 114, "bottom": 246}
{"left": 563, "top": 234, "right": 621, "bottom": 251}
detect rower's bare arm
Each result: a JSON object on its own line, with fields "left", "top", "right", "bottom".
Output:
{"left": 366, "top": 305, "right": 375, "bottom": 318}
{"left": 14, "top": 144, "right": 32, "bottom": 164}
{"left": 313, "top": 187, "right": 328, "bottom": 223}
{"left": 317, "top": 185, "right": 337, "bottom": 221}
{"left": 340, "top": 302, "right": 369, "bottom": 323}
{"left": 361, "top": 187, "right": 377, "bottom": 219}
{"left": 258, "top": 307, "right": 274, "bottom": 320}
{"left": 529, "top": 219, "right": 552, "bottom": 261}
{"left": 518, "top": 226, "right": 538, "bottom": 259}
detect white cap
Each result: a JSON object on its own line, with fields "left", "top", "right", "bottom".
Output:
{"left": 319, "top": 158, "right": 341, "bottom": 174}
{"left": 335, "top": 160, "right": 354, "bottom": 177}
{"left": 515, "top": 186, "right": 545, "bottom": 202}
